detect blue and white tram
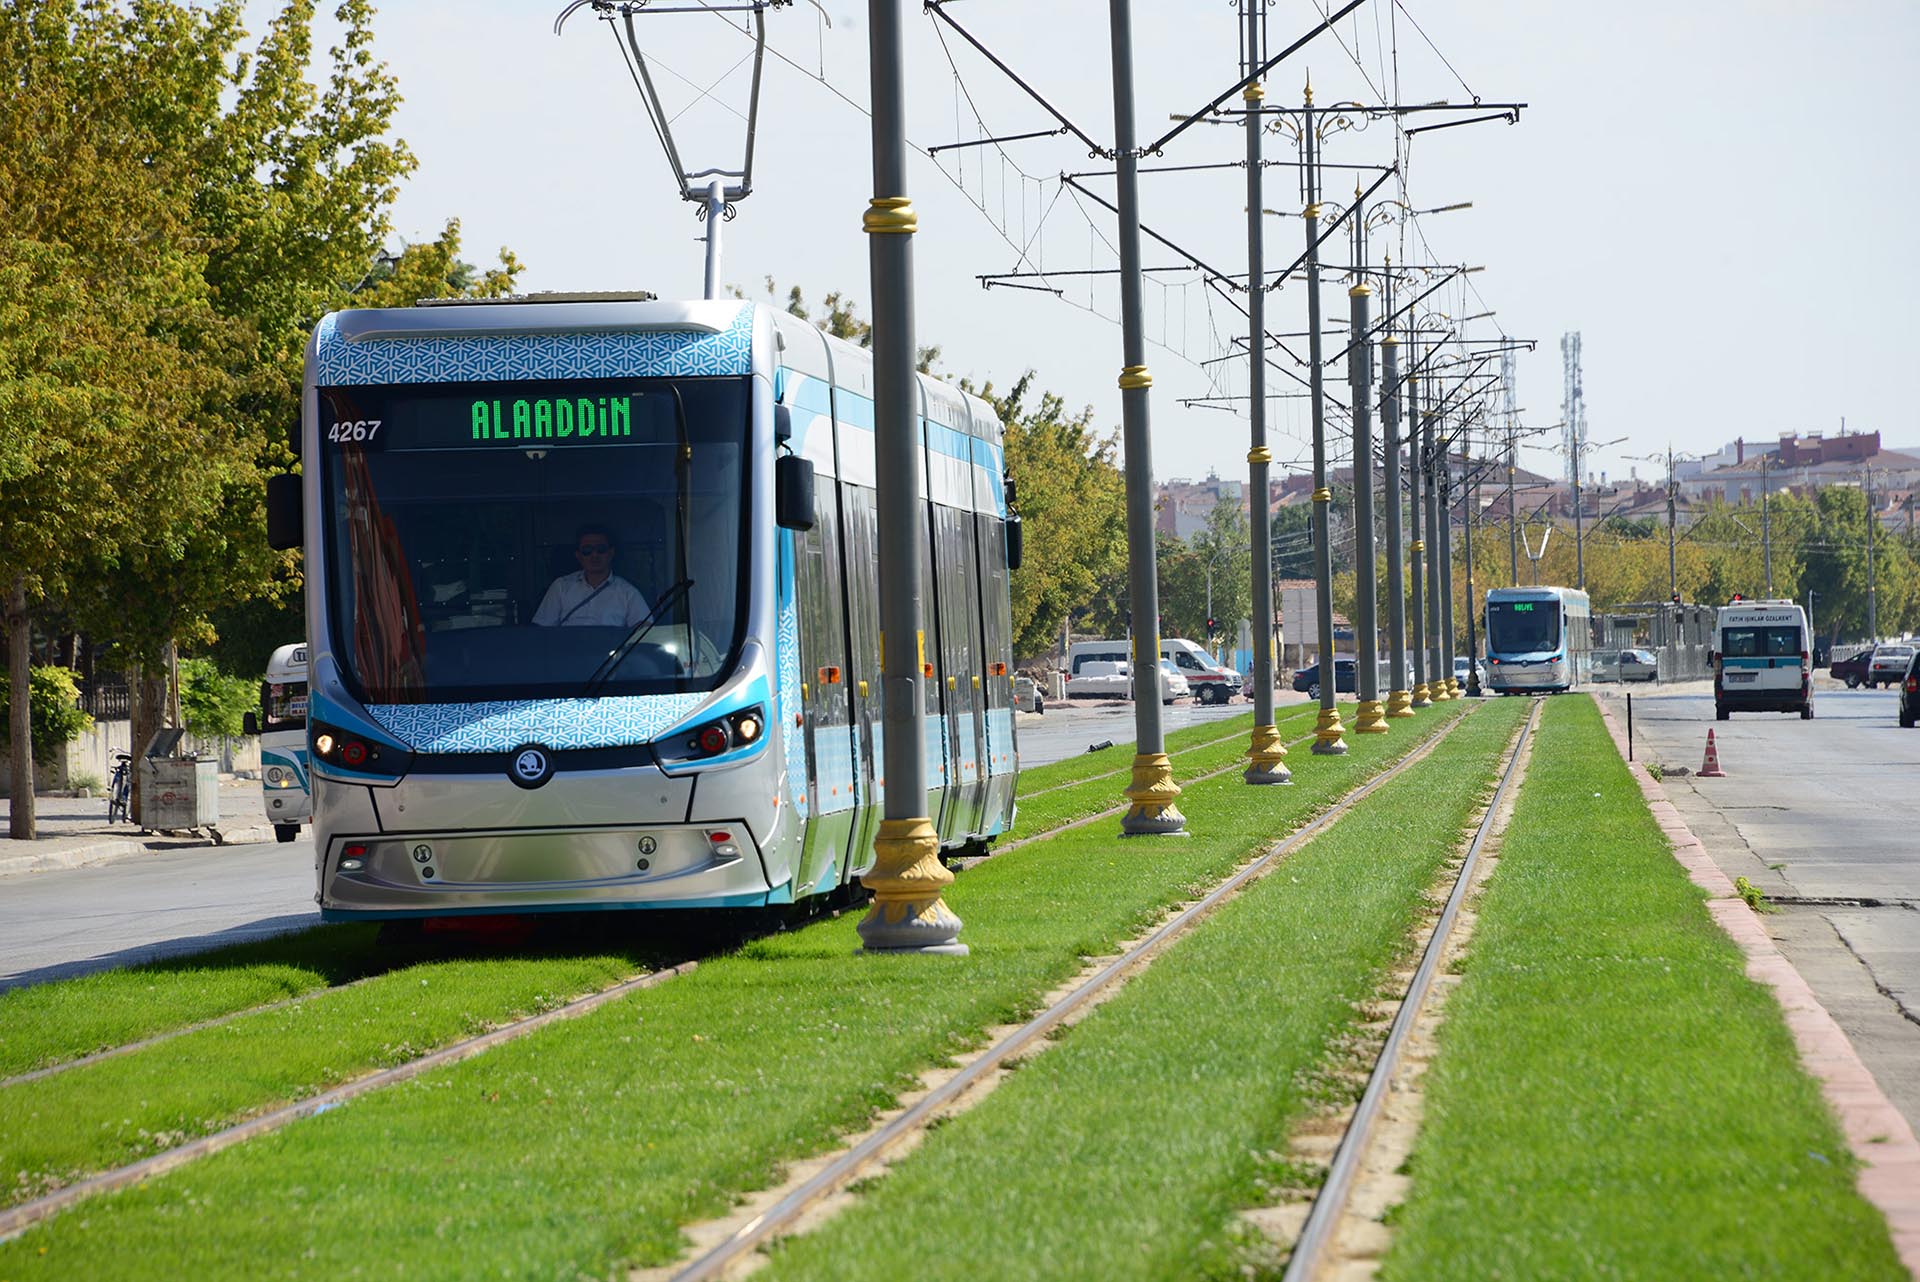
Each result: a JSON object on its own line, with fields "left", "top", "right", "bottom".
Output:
{"left": 1483, "top": 585, "right": 1592, "bottom": 694}
{"left": 276, "top": 296, "right": 1019, "bottom": 920}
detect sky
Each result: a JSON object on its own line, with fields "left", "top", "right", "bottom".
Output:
{"left": 258, "top": 1, "right": 1920, "bottom": 490}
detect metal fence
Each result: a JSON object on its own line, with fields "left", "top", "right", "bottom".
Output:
{"left": 1595, "top": 603, "right": 1716, "bottom": 681}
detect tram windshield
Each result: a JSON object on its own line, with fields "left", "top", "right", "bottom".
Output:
{"left": 316, "top": 376, "right": 750, "bottom": 703}
{"left": 1487, "top": 599, "right": 1561, "bottom": 655}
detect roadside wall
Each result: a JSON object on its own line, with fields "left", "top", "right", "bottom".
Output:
{"left": 0, "top": 720, "right": 260, "bottom": 797}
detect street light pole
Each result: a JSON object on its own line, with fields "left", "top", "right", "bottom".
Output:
{"left": 1866, "top": 462, "right": 1878, "bottom": 639}
{"left": 857, "top": 0, "right": 964, "bottom": 955}
{"left": 1666, "top": 445, "right": 1678, "bottom": 602}
{"left": 1241, "top": 0, "right": 1288, "bottom": 784}
{"left": 1108, "top": 0, "right": 1186, "bottom": 832}
{"left": 1424, "top": 387, "right": 1449, "bottom": 699}
{"left": 1762, "top": 451, "right": 1772, "bottom": 596}
{"left": 1348, "top": 182, "right": 1386, "bottom": 734}
{"left": 1303, "top": 80, "right": 1347, "bottom": 754}
{"left": 1437, "top": 417, "right": 1459, "bottom": 696}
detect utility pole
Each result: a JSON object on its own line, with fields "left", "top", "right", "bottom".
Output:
{"left": 1381, "top": 262, "right": 1412, "bottom": 718}
{"left": 1762, "top": 450, "right": 1772, "bottom": 596}
{"left": 857, "top": 0, "right": 963, "bottom": 955}
{"left": 1666, "top": 445, "right": 1678, "bottom": 602}
{"left": 1349, "top": 182, "right": 1386, "bottom": 734}
{"left": 1240, "top": 0, "right": 1288, "bottom": 784}
{"left": 1866, "top": 462, "right": 1877, "bottom": 639}
{"left": 1108, "top": 0, "right": 1186, "bottom": 831}
{"left": 1303, "top": 79, "right": 1347, "bottom": 753}
{"left": 1465, "top": 450, "right": 1482, "bottom": 695}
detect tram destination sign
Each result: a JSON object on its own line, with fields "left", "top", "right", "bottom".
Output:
{"left": 318, "top": 382, "right": 659, "bottom": 452}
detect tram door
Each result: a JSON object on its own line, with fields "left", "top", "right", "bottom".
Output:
{"left": 793, "top": 482, "right": 857, "bottom": 897}
{"left": 930, "top": 502, "right": 986, "bottom": 840}
{"left": 840, "top": 483, "right": 883, "bottom": 879}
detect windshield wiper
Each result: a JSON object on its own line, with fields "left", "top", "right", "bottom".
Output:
{"left": 582, "top": 577, "right": 694, "bottom": 697}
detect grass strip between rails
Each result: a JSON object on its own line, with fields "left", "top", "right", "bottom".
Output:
{"left": 756, "top": 698, "right": 1532, "bottom": 1282}
{"left": 1, "top": 950, "right": 658, "bottom": 1208}
{"left": 1012, "top": 703, "right": 1325, "bottom": 835}
{"left": 0, "top": 926, "right": 386, "bottom": 1079}
{"left": 0, "top": 705, "right": 1476, "bottom": 1280}
{"left": 1379, "top": 696, "right": 1904, "bottom": 1281}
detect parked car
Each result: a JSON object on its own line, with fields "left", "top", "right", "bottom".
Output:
{"left": 1013, "top": 673, "right": 1044, "bottom": 714}
{"left": 1454, "top": 655, "right": 1474, "bottom": 687}
{"left": 1616, "top": 648, "right": 1659, "bottom": 682}
{"left": 1066, "top": 660, "right": 1130, "bottom": 700}
{"left": 1900, "top": 651, "right": 1920, "bottom": 729}
{"left": 1868, "top": 644, "right": 1915, "bottom": 689}
{"left": 1156, "top": 660, "right": 1192, "bottom": 704}
{"left": 1290, "top": 659, "right": 1357, "bottom": 700}
{"left": 1829, "top": 647, "right": 1874, "bottom": 689}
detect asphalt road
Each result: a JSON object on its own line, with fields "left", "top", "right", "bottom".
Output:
{"left": 1594, "top": 677, "right": 1920, "bottom": 1135}
{"left": 0, "top": 838, "right": 319, "bottom": 991}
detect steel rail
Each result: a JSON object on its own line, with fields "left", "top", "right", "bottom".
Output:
{"left": 1280, "top": 698, "right": 1540, "bottom": 1281}
{"left": 0, "top": 962, "right": 699, "bottom": 1243}
{"left": 666, "top": 704, "right": 1485, "bottom": 1282}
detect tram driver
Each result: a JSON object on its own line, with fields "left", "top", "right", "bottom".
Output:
{"left": 533, "top": 523, "right": 652, "bottom": 628}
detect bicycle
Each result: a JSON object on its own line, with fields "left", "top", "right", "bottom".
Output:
{"left": 106, "top": 751, "right": 132, "bottom": 825}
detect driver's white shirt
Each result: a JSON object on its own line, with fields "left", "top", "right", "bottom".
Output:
{"left": 532, "top": 572, "right": 651, "bottom": 628}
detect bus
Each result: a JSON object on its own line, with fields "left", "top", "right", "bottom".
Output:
{"left": 1484, "top": 586, "right": 1592, "bottom": 694}
{"left": 253, "top": 642, "right": 312, "bottom": 843}
{"left": 270, "top": 295, "right": 1019, "bottom": 920}
{"left": 1712, "top": 598, "right": 1812, "bottom": 721}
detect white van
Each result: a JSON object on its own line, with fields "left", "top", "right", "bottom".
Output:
{"left": 1712, "top": 600, "right": 1812, "bottom": 721}
{"left": 245, "top": 642, "right": 312, "bottom": 842}
{"left": 1161, "top": 638, "right": 1242, "bottom": 704}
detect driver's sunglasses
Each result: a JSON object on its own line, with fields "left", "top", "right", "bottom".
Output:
{"left": 576, "top": 543, "right": 612, "bottom": 556}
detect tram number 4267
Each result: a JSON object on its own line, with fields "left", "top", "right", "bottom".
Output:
{"left": 327, "top": 419, "right": 383, "bottom": 443}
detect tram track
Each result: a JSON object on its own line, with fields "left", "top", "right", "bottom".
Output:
{"left": 1277, "top": 698, "right": 1538, "bottom": 1281}
{"left": 654, "top": 702, "right": 1490, "bottom": 1282}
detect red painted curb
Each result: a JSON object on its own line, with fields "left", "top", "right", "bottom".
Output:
{"left": 1595, "top": 696, "right": 1920, "bottom": 1274}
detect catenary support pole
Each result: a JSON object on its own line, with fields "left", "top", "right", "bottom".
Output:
{"left": 1303, "top": 81, "right": 1347, "bottom": 754}
{"left": 1465, "top": 456, "right": 1483, "bottom": 695}
{"left": 1407, "top": 349, "right": 1431, "bottom": 707}
{"left": 1424, "top": 386, "right": 1448, "bottom": 698}
{"left": 857, "top": 0, "right": 966, "bottom": 954}
{"left": 1109, "top": 0, "right": 1186, "bottom": 832}
{"left": 1381, "top": 268, "right": 1412, "bottom": 718}
{"left": 1241, "top": 2, "right": 1289, "bottom": 783}
{"left": 1348, "top": 188, "right": 1385, "bottom": 733}
{"left": 1438, "top": 417, "right": 1459, "bottom": 696}
{"left": 1507, "top": 424, "right": 1519, "bottom": 583}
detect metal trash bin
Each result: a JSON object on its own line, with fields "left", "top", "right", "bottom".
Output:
{"left": 137, "top": 729, "right": 220, "bottom": 834}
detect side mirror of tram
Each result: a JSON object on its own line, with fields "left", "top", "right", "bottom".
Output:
{"left": 242, "top": 711, "right": 259, "bottom": 737}
{"left": 776, "top": 454, "right": 816, "bottom": 531}
{"left": 1006, "top": 512, "right": 1024, "bottom": 570}
{"left": 266, "top": 473, "right": 303, "bottom": 550}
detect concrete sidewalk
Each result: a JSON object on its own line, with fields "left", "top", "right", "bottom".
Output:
{"left": 0, "top": 780, "right": 280, "bottom": 878}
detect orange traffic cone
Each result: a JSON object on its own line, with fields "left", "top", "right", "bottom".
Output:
{"left": 1699, "top": 728, "right": 1727, "bottom": 778}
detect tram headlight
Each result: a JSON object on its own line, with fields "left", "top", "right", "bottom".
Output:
{"left": 653, "top": 705, "right": 769, "bottom": 769}
{"left": 309, "top": 719, "right": 411, "bottom": 777}
{"left": 265, "top": 765, "right": 292, "bottom": 788}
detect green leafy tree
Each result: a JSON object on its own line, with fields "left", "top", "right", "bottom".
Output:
{"left": 0, "top": 666, "right": 91, "bottom": 768}
{"left": 177, "top": 658, "right": 257, "bottom": 740}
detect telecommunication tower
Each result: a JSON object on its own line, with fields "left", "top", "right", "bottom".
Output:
{"left": 1560, "top": 332, "right": 1586, "bottom": 489}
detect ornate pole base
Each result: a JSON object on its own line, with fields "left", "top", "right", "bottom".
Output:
{"left": 1120, "top": 752, "right": 1188, "bottom": 835}
{"left": 1310, "top": 706, "right": 1349, "bottom": 755}
{"left": 1353, "top": 698, "right": 1390, "bottom": 734}
{"left": 1446, "top": 677, "right": 1462, "bottom": 699}
{"left": 857, "top": 816, "right": 968, "bottom": 955}
{"left": 1386, "top": 688, "right": 1415, "bottom": 718}
{"left": 1244, "top": 722, "right": 1292, "bottom": 785}
{"left": 1411, "top": 682, "right": 1432, "bottom": 708}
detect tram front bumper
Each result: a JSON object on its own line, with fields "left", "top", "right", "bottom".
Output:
{"left": 318, "top": 823, "right": 777, "bottom": 918}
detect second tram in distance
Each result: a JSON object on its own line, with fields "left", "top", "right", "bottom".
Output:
{"left": 1484, "top": 585, "right": 1592, "bottom": 694}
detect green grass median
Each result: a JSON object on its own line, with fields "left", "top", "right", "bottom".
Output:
{"left": 0, "top": 705, "right": 1473, "bottom": 1279}
{"left": 1014, "top": 709, "right": 1257, "bottom": 797}
{"left": 1381, "top": 696, "right": 1903, "bottom": 1281}
{"left": 757, "top": 698, "right": 1530, "bottom": 1282}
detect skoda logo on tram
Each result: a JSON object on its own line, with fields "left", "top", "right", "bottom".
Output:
{"left": 508, "top": 745, "right": 554, "bottom": 790}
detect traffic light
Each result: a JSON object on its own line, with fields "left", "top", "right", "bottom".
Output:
{"left": 1671, "top": 593, "right": 1682, "bottom": 606}
{"left": 1206, "top": 616, "right": 1218, "bottom": 639}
